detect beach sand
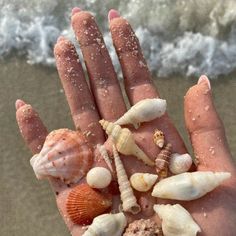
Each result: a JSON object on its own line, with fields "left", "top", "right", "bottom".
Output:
{"left": 1, "top": 57, "right": 236, "bottom": 235}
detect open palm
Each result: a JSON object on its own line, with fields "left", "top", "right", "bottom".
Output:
{"left": 16, "top": 8, "right": 236, "bottom": 236}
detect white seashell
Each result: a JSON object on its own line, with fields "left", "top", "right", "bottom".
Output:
{"left": 83, "top": 212, "right": 127, "bottom": 236}
{"left": 97, "top": 144, "right": 113, "bottom": 172}
{"left": 169, "top": 153, "right": 193, "bottom": 174}
{"left": 152, "top": 171, "right": 231, "bottom": 200}
{"left": 113, "top": 145, "right": 141, "bottom": 214}
{"left": 154, "top": 204, "right": 201, "bottom": 236}
{"left": 153, "top": 129, "right": 165, "bottom": 148}
{"left": 115, "top": 98, "right": 167, "bottom": 128}
{"left": 130, "top": 173, "right": 158, "bottom": 192}
{"left": 86, "top": 167, "right": 112, "bottom": 189}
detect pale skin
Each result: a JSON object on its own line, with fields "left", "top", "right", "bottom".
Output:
{"left": 15, "top": 8, "right": 236, "bottom": 236}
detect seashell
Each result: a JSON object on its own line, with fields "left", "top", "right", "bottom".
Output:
{"left": 66, "top": 183, "right": 112, "bottom": 225}
{"left": 97, "top": 144, "right": 113, "bottom": 172}
{"left": 86, "top": 167, "right": 112, "bottom": 189}
{"left": 99, "top": 120, "right": 154, "bottom": 166}
{"left": 154, "top": 204, "right": 201, "bottom": 236}
{"left": 155, "top": 143, "right": 172, "bottom": 178}
{"left": 83, "top": 212, "right": 127, "bottom": 236}
{"left": 113, "top": 145, "right": 141, "bottom": 214}
{"left": 123, "top": 218, "right": 161, "bottom": 236}
{"left": 152, "top": 171, "right": 231, "bottom": 200}
{"left": 115, "top": 98, "right": 167, "bottom": 129}
{"left": 169, "top": 153, "right": 193, "bottom": 174}
{"left": 130, "top": 173, "right": 158, "bottom": 192}
{"left": 30, "top": 129, "right": 93, "bottom": 184}
{"left": 153, "top": 129, "right": 165, "bottom": 148}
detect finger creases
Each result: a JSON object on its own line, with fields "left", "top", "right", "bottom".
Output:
{"left": 71, "top": 11, "right": 126, "bottom": 121}
{"left": 54, "top": 37, "right": 104, "bottom": 145}
{"left": 184, "top": 79, "right": 235, "bottom": 172}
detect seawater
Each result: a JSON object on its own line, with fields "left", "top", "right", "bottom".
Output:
{"left": 1, "top": 0, "right": 236, "bottom": 77}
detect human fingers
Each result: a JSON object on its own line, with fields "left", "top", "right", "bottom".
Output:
{"left": 54, "top": 37, "right": 104, "bottom": 146}
{"left": 71, "top": 9, "right": 126, "bottom": 121}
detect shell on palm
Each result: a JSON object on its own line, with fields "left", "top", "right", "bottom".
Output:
{"left": 97, "top": 144, "right": 114, "bottom": 172}
{"left": 115, "top": 98, "right": 167, "bottom": 128}
{"left": 169, "top": 153, "right": 193, "bottom": 174}
{"left": 152, "top": 171, "right": 231, "bottom": 200}
{"left": 82, "top": 213, "right": 127, "bottom": 236}
{"left": 113, "top": 145, "right": 141, "bottom": 214}
{"left": 99, "top": 120, "right": 154, "bottom": 166}
{"left": 154, "top": 204, "right": 201, "bottom": 236}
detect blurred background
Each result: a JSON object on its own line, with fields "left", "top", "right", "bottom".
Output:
{"left": 1, "top": 0, "right": 236, "bottom": 235}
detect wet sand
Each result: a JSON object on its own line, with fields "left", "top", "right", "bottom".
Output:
{"left": 1, "top": 57, "right": 236, "bottom": 236}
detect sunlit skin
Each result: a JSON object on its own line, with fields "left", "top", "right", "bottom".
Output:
{"left": 16, "top": 8, "right": 236, "bottom": 236}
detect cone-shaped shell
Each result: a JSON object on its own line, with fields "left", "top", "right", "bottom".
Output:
{"left": 115, "top": 98, "right": 167, "bottom": 129}
{"left": 66, "top": 184, "right": 112, "bottom": 225}
{"left": 153, "top": 129, "right": 165, "bottom": 148}
{"left": 154, "top": 204, "right": 201, "bottom": 236}
{"left": 113, "top": 146, "right": 141, "bottom": 214}
{"left": 83, "top": 213, "right": 127, "bottom": 236}
{"left": 130, "top": 173, "right": 158, "bottom": 192}
{"left": 152, "top": 171, "right": 231, "bottom": 200}
{"left": 169, "top": 153, "right": 193, "bottom": 174}
{"left": 155, "top": 143, "right": 172, "bottom": 177}
{"left": 99, "top": 120, "right": 154, "bottom": 166}
{"left": 30, "top": 129, "right": 93, "bottom": 184}
{"left": 97, "top": 144, "right": 113, "bottom": 172}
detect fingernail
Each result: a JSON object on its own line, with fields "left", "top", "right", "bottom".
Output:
{"left": 57, "top": 36, "right": 65, "bottom": 43}
{"left": 15, "top": 99, "right": 26, "bottom": 110}
{"left": 71, "top": 7, "right": 81, "bottom": 16}
{"left": 108, "top": 9, "right": 120, "bottom": 22}
{"left": 197, "top": 75, "right": 211, "bottom": 89}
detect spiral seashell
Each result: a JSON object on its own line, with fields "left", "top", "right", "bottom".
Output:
{"left": 153, "top": 129, "right": 165, "bottom": 148}
{"left": 30, "top": 129, "right": 93, "bottom": 184}
{"left": 83, "top": 212, "right": 127, "bottom": 236}
{"left": 123, "top": 219, "right": 161, "bottom": 236}
{"left": 86, "top": 167, "right": 112, "bottom": 189}
{"left": 97, "top": 144, "right": 113, "bottom": 172}
{"left": 152, "top": 171, "right": 231, "bottom": 200}
{"left": 99, "top": 120, "right": 154, "bottom": 166}
{"left": 113, "top": 145, "right": 141, "bottom": 214}
{"left": 154, "top": 204, "right": 201, "bottom": 236}
{"left": 130, "top": 173, "right": 158, "bottom": 192}
{"left": 169, "top": 153, "right": 193, "bottom": 174}
{"left": 155, "top": 143, "right": 172, "bottom": 178}
{"left": 66, "top": 183, "right": 112, "bottom": 225}
{"left": 115, "top": 98, "right": 167, "bottom": 129}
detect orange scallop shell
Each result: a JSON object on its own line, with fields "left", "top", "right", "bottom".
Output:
{"left": 66, "top": 184, "right": 112, "bottom": 225}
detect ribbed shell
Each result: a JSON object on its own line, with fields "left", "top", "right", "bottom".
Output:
{"left": 83, "top": 213, "right": 127, "bottom": 236}
{"left": 97, "top": 144, "right": 113, "bottom": 172}
{"left": 113, "top": 146, "right": 141, "bottom": 214}
{"left": 153, "top": 129, "right": 165, "bottom": 148}
{"left": 155, "top": 143, "right": 172, "bottom": 178}
{"left": 66, "top": 184, "right": 112, "bottom": 225}
{"left": 99, "top": 120, "right": 154, "bottom": 166}
{"left": 30, "top": 129, "right": 93, "bottom": 184}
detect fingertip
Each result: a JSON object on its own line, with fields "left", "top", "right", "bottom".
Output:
{"left": 57, "top": 36, "right": 65, "bottom": 43}
{"left": 197, "top": 75, "right": 211, "bottom": 89}
{"left": 108, "top": 9, "right": 120, "bottom": 22}
{"left": 71, "top": 7, "right": 81, "bottom": 16}
{"left": 15, "top": 99, "right": 26, "bottom": 110}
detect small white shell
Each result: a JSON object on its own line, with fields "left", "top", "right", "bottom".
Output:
{"left": 154, "top": 204, "right": 201, "bottom": 236}
{"left": 115, "top": 98, "right": 167, "bottom": 128}
{"left": 130, "top": 173, "right": 158, "bottom": 192}
{"left": 86, "top": 167, "right": 112, "bottom": 189}
{"left": 83, "top": 212, "right": 127, "bottom": 236}
{"left": 169, "top": 153, "right": 193, "bottom": 174}
{"left": 152, "top": 171, "right": 231, "bottom": 200}
{"left": 97, "top": 144, "right": 114, "bottom": 172}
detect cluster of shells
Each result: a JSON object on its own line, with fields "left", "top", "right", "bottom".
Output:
{"left": 30, "top": 98, "right": 231, "bottom": 236}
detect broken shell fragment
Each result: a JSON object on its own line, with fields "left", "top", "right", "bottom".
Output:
{"left": 83, "top": 212, "right": 127, "bottom": 236}
{"left": 30, "top": 129, "right": 93, "bottom": 184}
{"left": 114, "top": 98, "right": 167, "bottom": 128}
{"left": 154, "top": 204, "right": 201, "bottom": 236}
{"left": 130, "top": 173, "right": 158, "bottom": 192}
{"left": 66, "top": 184, "right": 112, "bottom": 225}
{"left": 169, "top": 153, "right": 193, "bottom": 174}
{"left": 153, "top": 129, "right": 165, "bottom": 148}
{"left": 86, "top": 167, "right": 112, "bottom": 189}
{"left": 100, "top": 120, "right": 154, "bottom": 166}
{"left": 152, "top": 171, "right": 231, "bottom": 200}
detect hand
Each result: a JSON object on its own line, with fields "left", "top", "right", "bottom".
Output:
{"left": 16, "top": 8, "right": 236, "bottom": 236}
